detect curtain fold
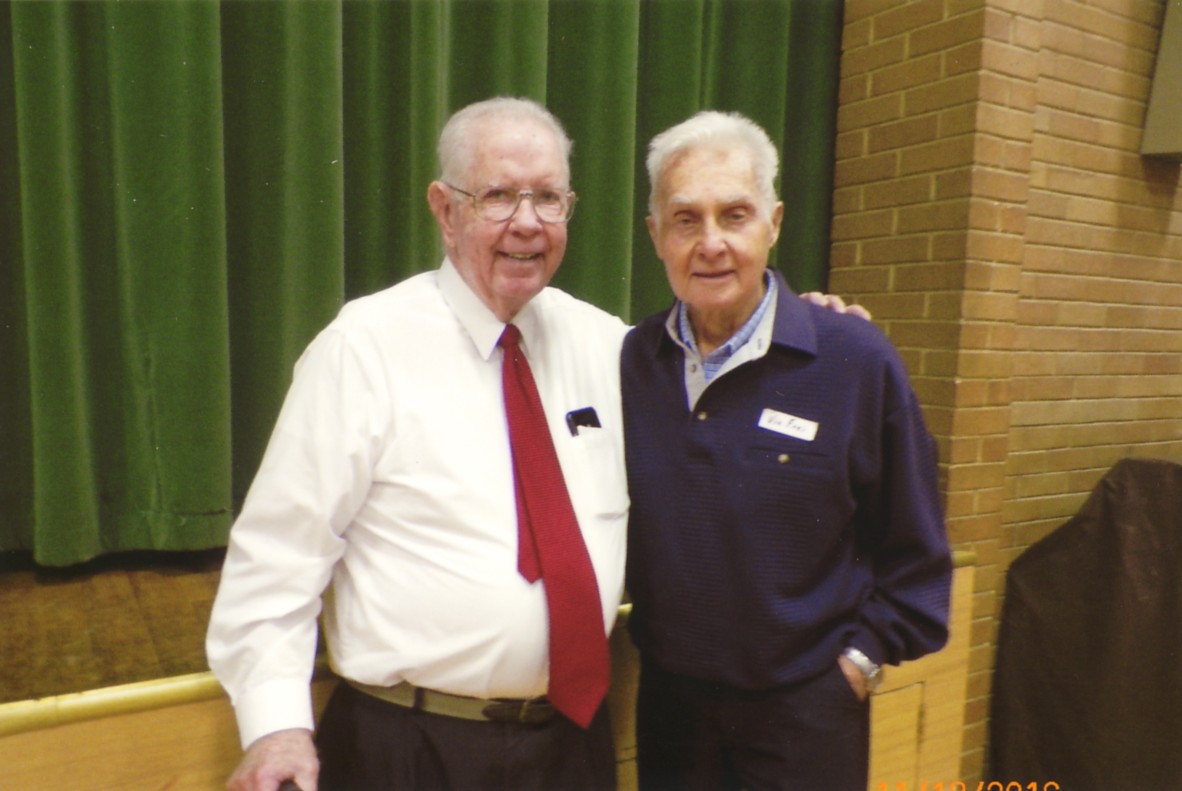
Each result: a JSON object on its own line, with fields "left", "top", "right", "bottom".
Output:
{"left": 0, "top": 0, "right": 843, "bottom": 566}
{"left": 221, "top": 0, "right": 347, "bottom": 494}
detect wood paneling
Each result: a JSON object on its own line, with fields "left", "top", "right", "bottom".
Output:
{"left": 0, "top": 561, "right": 973, "bottom": 790}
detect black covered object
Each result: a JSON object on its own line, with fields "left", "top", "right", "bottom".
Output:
{"left": 990, "top": 458, "right": 1182, "bottom": 790}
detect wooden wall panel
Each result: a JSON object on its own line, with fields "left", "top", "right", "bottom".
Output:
{"left": 0, "top": 564, "right": 972, "bottom": 791}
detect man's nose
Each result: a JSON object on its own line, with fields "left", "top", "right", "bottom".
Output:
{"left": 508, "top": 194, "right": 545, "bottom": 229}
{"left": 697, "top": 218, "right": 726, "bottom": 256}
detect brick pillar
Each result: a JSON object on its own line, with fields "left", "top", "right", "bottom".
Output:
{"left": 830, "top": 0, "right": 1035, "bottom": 781}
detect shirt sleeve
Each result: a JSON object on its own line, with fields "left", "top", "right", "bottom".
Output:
{"left": 206, "top": 326, "right": 384, "bottom": 748}
{"left": 849, "top": 362, "right": 953, "bottom": 667}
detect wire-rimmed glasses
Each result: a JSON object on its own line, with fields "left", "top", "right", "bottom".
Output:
{"left": 444, "top": 183, "right": 578, "bottom": 224}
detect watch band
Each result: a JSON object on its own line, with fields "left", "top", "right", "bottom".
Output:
{"left": 842, "top": 646, "right": 883, "bottom": 691}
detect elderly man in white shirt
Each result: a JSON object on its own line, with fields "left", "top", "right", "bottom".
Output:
{"left": 208, "top": 97, "right": 629, "bottom": 791}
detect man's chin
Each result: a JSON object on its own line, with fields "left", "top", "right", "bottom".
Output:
{"left": 492, "top": 276, "right": 551, "bottom": 319}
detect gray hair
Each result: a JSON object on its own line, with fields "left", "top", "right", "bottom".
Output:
{"left": 438, "top": 97, "right": 572, "bottom": 186}
{"left": 646, "top": 110, "right": 780, "bottom": 215}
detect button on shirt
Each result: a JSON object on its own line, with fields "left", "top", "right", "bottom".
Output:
{"left": 206, "top": 259, "right": 630, "bottom": 748}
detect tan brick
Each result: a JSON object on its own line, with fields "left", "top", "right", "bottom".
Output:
{"left": 935, "top": 167, "right": 973, "bottom": 200}
{"left": 972, "top": 134, "right": 1012, "bottom": 168}
{"left": 904, "top": 72, "right": 981, "bottom": 115}
{"left": 898, "top": 198, "right": 972, "bottom": 233}
{"left": 1008, "top": 78, "right": 1038, "bottom": 113}
{"left": 1011, "top": 11, "right": 1041, "bottom": 49}
{"left": 1043, "top": 0, "right": 1161, "bottom": 49}
{"left": 931, "top": 232, "right": 970, "bottom": 264}
{"left": 909, "top": 9, "right": 986, "bottom": 56}
{"left": 891, "top": 260, "right": 965, "bottom": 290}
{"left": 832, "top": 150, "right": 898, "bottom": 187}
{"left": 900, "top": 133, "right": 977, "bottom": 174}
{"left": 919, "top": 347, "right": 961, "bottom": 377}
{"left": 838, "top": 73, "right": 870, "bottom": 106}
{"left": 842, "top": 0, "right": 899, "bottom": 27}
{"left": 831, "top": 184, "right": 863, "bottom": 215}
{"left": 868, "top": 114, "right": 941, "bottom": 153}
{"left": 826, "top": 264, "right": 892, "bottom": 294}
{"left": 871, "top": 53, "right": 944, "bottom": 97}
{"left": 850, "top": 290, "right": 928, "bottom": 319}
{"left": 965, "top": 231, "right": 1024, "bottom": 263}
{"left": 1039, "top": 20, "right": 1155, "bottom": 73}
{"left": 979, "top": 39, "right": 1040, "bottom": 81}
{"left": 828, "top": 241, "right": 858, "bottom": 269}
{"left": 976, "top": 102, "right": 1035, "bottom": 141}
{"left": 830, "top": 208, "right": 894, "bottom": 241}
{"left": 939, "top": 102, "right": 979, "bottom": 137}
{"left": 981, "top": 4, "right": 1017, "bottom": 43}
{"left": 926, "top": 290, "right": 968, "bottom": 321}
{"left": 874, "top": 0, "right": 947, "bottom": 40}
{"left": 913, "top": 374, "right": 957, "bottom": 406}
{"left": 1040, "top": 49, "right": 1147, "bottom": 99}
{"left": 837, "top": 92, "right": 905, "bottom": 132}
{"left": 954, "top": 351, "right": 1014, "bottom": 379}
{"left": 841, "top": 36, "right": 907, "bottom": 79}
{"left": 945, "top": 39, "right": 984, "bottom": 77}
{"left": 841, "top": 16, "right": 872, "bottom": 51}
{"left": 864, "top": 173, "right": 933, "bottom": 208}
{"left": 862, "top": 234, "right": 932, "bottom": 264}
{"left": 961, "top": 291, "right": 1018, "bottom": 321}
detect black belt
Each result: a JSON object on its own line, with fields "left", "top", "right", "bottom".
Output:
{"left": 347, "top": 679, "right": 557, "bottom": 725}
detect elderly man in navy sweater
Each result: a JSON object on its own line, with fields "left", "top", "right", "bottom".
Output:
{"left": 621, "top": 111, "right": 953, "bottom": 791}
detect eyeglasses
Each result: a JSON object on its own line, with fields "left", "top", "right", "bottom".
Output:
{"left": 443, "top": 183, "right": 578, "bottom": 224}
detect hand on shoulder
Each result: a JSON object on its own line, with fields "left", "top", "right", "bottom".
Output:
{"left": 799, "top": 291, "right": 873, "bottom": 321}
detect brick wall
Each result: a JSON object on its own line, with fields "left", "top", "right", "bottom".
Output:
{"left": 831, "top": 0, "right": 1182, "bottom": 781}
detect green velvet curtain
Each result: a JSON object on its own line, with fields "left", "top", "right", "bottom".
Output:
{"left": 0, "top": 0, "right": 844, "bottom": 566}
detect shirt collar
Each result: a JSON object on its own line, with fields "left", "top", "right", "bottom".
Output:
{"left": 673, "top": 271, "right": 777, "bottom": 363}
{"left": 652, "top": 268, "right": 817, "bottom": 360}
{"left": 437, "top": 257, "right": 544, "bottom": 361}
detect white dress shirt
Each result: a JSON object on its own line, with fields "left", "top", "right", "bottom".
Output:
{"left": 206, "top": 259, "right": 630, "bottom": 748}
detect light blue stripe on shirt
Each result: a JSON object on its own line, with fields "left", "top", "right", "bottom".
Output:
{"left": 677, "top": 272, "right": 778, "bottom": 382}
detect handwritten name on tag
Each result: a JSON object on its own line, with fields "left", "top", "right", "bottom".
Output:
{"left": 757, "top": 409, "right": 818, "bottom": 442}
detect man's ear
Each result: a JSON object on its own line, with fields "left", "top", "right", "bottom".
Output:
{"left": 427, "top": 181, "right": 456, "bottom": 249}
{"left": 768, "top": 201, "right": 785, "bottom": 247}
{"left": 646, "top": 214, "right": 659, "bottom": 252}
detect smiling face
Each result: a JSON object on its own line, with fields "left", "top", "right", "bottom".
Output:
{"left": 647, "top": 145, "right": 783, "bottom": 343}
{"left": 427, "top": 117, "right": 570, "bottom": 322}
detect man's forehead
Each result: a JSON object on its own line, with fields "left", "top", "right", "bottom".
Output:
{"left": 666, "top": 190, "right": 756, "bottom": 208}
{"left": 467, "top": 120, "right": 570, "bottom": 182}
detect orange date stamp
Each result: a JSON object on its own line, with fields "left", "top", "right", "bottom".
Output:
{"left": 877, "top": 783, "right": 1061, "bottom": 791}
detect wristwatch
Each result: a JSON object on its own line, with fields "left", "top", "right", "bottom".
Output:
{"left": 842, "top": 646, "right": 883, "bottom": 692}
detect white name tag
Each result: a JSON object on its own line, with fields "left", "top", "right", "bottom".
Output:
{"left": 757, "top": 408, "right": 819, "bottom": 441}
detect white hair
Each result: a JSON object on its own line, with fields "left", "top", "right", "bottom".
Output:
{"left": 437, "top": 97, "right": 572, "bottom": 185}
{"left": 646, "top": 110, "right": 780, "bottom": 215}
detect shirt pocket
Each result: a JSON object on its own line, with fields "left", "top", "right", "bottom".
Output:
{"left": 740, "top": 441, "right": 852, "bottom": 527}
{"left": 558, "top": 425, "right": 629, "bottom": 521}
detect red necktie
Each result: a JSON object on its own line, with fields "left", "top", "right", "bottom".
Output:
{"left": 498, "top": 323, "right": 610, "bottom": 728}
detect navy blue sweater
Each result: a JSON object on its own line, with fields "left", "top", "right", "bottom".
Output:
{"left": 621, "top": 271, "right": 951, "bottom": 690}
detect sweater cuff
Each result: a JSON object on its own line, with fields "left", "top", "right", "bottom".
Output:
{"left": 234, "top": 678, "right": 316, "bottom": 750}
{"left": 847, "top": 626, "right": 889, "bottom": 668}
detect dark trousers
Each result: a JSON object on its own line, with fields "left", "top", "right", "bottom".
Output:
{"left": 636, "top": 659, "right": 869, "bottom": 791}
{"left": 315, "top": 681, "right": 617, "bottom": 791}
